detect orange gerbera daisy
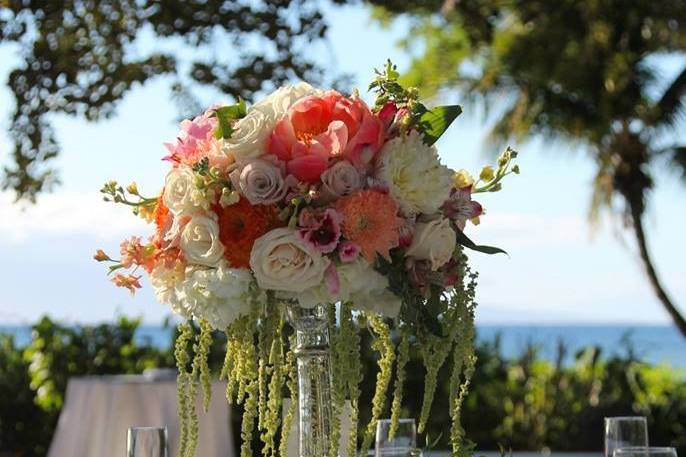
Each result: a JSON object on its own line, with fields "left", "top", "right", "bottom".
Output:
{"left": 335, "top": 189, "right": 400, "bottom": 263}
{"left": 214, "top": 198, "right": 281, "bottom": 268}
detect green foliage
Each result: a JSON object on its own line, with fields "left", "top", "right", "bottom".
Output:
{"left": 213, "top": 100, "right": 248, "bottom": 140}
{"left": 0, "top": 0, "right": 347, "bottom": 202}
{"left": 417, "top": 105, "right": 463, "bottom": 145}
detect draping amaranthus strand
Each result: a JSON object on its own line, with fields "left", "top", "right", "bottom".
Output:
{"left": 418, "top": 300, "right": 464, "bottom": 434}
{"left": 342, "top": 305, "right": 363, "bottom": 457}
{"left": 262, "top": 308, "right": 285, "bottom": 457}
{"left": 196, "top": 319, "right": 213, "bottom": 412}
{"left": 174, "top": 322, "right": 194, "bottom": 457}
{"left": 185, "top": 324, "right": 208, "bottom": 457}
{"left": 279, "top": 342, "right": 298, "bottom": 457}
{"left": 221, "top": 328, "right": 237, "bottom": 403}
{"left": 360, "top": 315, "right": 395, "bottom": 456}
{"left": 239, "top": 318, "right": 259, "bottom": 457}
{"left": 257, "top": 307, "right": 276, "bottom": 433}
{"left": 328, "top": 305, "right": 345, "bottom": 457}
{"left": 389, "top": 327, "right": 410, "bottom": 440}
{"left": 449, "top": 270, "right": 478, "bottom": 455}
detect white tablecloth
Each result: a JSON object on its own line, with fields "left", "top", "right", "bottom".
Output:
{"left": 47, "top": 375, "right": 234, "bottom": 457}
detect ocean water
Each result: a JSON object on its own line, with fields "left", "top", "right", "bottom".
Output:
{"left": 2, "top": 324, "right": 685, "bottom": 368}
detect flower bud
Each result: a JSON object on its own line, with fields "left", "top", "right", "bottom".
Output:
{"left": 512, "top": 164, "right": 520, "bottom": 174}
{"left": 220, "top": 188, "right": 240, "bottom": 207}
{"left": 93, "top": 249, "right": 111, "bottom": 262}
{"left": 479, "top": 166, "right": 495, "bottom": 182}
{"left": 126, "top": 182, "right": 139, "bottom": 195}
{"left": 453, "top": 169, "right": 474, "bottom": 189}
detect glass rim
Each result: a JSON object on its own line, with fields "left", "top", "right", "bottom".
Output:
{"left": 377, "top": 418, "right": 416, "bottom": 424}
{"left": 605, "top": 416, "right": 648, "bottom": 422}
{"left": 615, "top": 447, "right": 677, "bottom": 452}
{"left": 128, "top": 426, "right": 167, "bottom": 432}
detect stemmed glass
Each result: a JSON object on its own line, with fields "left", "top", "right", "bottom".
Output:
{"left": 604, "top": 417, "right": 649, "bottom": 457}
{"left": 127, "top": 427, "right": 168, "bottom": 457}
{"left": 376, "top": 418, "right": 419, "bottom": 457}
{"left": 615, "top": 447, "right": 678, "bottom": 457}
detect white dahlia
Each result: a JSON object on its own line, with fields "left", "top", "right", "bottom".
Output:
{"left": 376, "top": 130, "right": 453, "bottom": 216}
{"left": 175, "top": 261, "right": 258, "bottom": 329}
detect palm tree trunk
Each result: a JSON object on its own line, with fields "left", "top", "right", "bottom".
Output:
{"left": 630, "top": 201, "right": 686, "bottom": 337}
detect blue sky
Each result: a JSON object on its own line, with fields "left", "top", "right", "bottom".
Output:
{"left": 0, "top": 4, "right": 684, "bottom": 325}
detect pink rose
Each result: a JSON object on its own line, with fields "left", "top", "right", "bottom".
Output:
{"left": 268, "top": 91, "right": 383, "bottom": 182}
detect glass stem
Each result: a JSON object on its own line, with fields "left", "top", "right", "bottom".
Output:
{"left": 288, "top": 304, "right": 334, "bottom": 457}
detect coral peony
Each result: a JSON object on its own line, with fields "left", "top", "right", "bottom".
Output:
{"left": 335, "top": 189, "right": 400, "bottom": 263}
{"left": 214, "top": 198, "right": 280, "bottom": 268}
{"left": 269, "top": 91, "right": 383, "bottom": 182}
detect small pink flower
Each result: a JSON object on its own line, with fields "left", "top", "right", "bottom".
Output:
{"left": 442, "top": 187, "right": 483, "bottom": 231}
{"left": 112, "top": 274, "right": 142, "bottom": 295}
{"left": 338, "top": 241, "right": 361, "bottom": 263}
{"left": 120, "top": 236, "right": 144, "bottom": 268}
{"left": 297, "top": 208, "right": 342, "bottom": 254}
{"left": 163, "top": 108, "right": 227, "bottom": 168}
{"left": 324, "top": 263, "right": 340, "bottom": 295}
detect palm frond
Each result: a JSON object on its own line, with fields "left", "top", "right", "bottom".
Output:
{"left": 645, "top": 66, "right": 686, "bottom": 129}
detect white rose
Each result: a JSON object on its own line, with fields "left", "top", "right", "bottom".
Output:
{"left": 250, "top": 228, "right": 330, "bottom": 293}
{"left": 252, "top": 82, "right": 322, "bottom": 122}
{"left": 175, "top": 262, "right": 258, "bottom": 329}
{"left": 320, "top": 160, "right": 362, "bottom": 201}
{"left": 223, "top": 109, "right": 270, "bottom": 161}
{"left": 376, "top": 130, "right": 453, "bottom": 216}
{"left": 180, "top": 215, "right": 225, "bottom": 267}
{"left": 405, "top": 217, "right": 456, "bottom": 271}
{"left": 163, "top": 166, "right": 203, "bottom": 215}
{"left": 229, "top": 158, "right": 291, "bottom": 205}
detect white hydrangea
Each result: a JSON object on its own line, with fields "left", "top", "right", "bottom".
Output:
{"left": 376, "top": 130, "right": 453, "bottom": 216}
{"left": 296, "top": 259, "right": 402, "bottom": 318}
{"left": 174, "top": 262, "right": 259, "bottom": 330}
{"left": 150, "top": 263, "right": 190, "bottom": 318}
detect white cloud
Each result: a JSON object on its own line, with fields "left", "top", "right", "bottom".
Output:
{"left": 0, "top": 191, "right": 149, "bottom": 242}
{"left": 473, "top": 212, "right": 589, "bottom": 248}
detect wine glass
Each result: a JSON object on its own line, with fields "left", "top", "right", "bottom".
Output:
{"left": 127, "top": 427, "right": 168, "bottom": 457}
{"left": 604, "top": 417, "right": 649, "bottom": 457}
{"left": 375, "top": 418, "right": 418, "bottom": 457}
{"left": 615, "top": 447, "right": 678, "bottom": 457}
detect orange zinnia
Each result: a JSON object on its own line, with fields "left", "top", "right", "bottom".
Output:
{"left": 214, "top": 198, "right": 281, "bottom": 268}
{"left": 335, "top": 189, "right": 400, "bottom": 263}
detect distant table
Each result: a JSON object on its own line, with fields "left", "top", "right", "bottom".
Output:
{"left": 47, "top": 374, "right": 233, "bottom": 457}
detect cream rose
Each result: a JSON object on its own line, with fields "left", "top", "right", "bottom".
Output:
{"left": 229, "top": 158, "right": 291, "bottom": 205}
{"left": 320, "top": 160, "right": 361, "bottom": 200}
{"left": 250, "top": 228, "right": 330, "bottom": 293}
{"left": 223, "top": 109, "right": 270, "bottom": 161}
{"left": 163, "top": 166, "right": 203, "bottom": 215}
{"left": 180, "top": 215, "right": 225, "bottom": 267}
{"left": 405, "top": 217, "right": 457, "bottom": 271}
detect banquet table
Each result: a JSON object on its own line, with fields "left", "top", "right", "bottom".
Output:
{"left": 47, "top": 373, "right": 233, "bottom": 457}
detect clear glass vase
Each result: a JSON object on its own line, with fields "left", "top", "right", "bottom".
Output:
{"left": 287, "top": 303, "right": 335, "bottom": 457}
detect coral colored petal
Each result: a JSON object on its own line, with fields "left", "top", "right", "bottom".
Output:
{"left": 315, "top": 120, "right": 348, "bottom": 157}
{"left": 269, "top": 119, "right": 296, "bottom": 161}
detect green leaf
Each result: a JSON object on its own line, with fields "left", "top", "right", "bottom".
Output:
{"left": 213, "top": 99, "right": 247, "bottom": 139}
{"left": 455, "top": 229, "right": 508, "bottom": 255}
{"left": 418, "top": 104, "right": 462, "bottom": 145}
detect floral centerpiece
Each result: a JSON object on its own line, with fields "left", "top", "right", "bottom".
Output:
{"left": 96, "top": 61, "right": 517, "bottom": 457}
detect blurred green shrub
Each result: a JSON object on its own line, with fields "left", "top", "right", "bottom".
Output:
{"left": 1, "top": 317, "right": 685, "bottom": 456}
